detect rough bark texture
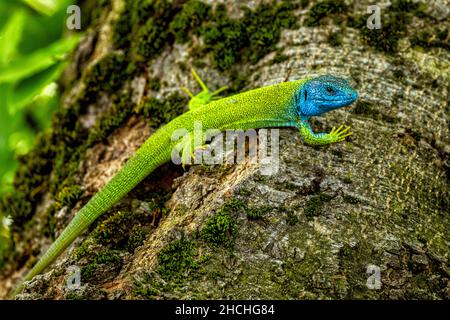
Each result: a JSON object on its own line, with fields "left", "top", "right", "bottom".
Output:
{"left": 0, "top": 0, "right": 449, "bottom": 299}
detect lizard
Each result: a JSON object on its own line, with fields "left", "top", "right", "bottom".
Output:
{"left": 12, "top": 68, "right": 358, "bottom": 296}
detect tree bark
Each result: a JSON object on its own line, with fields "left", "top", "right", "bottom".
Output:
{"left": 0, "top": 0, "right": 448, "bottom": 299}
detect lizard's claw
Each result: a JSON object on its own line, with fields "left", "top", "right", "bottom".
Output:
{"left": 328, "top": 125, "right": 352, "bottom": 142}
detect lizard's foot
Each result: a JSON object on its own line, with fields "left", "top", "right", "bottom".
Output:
{"left": 178, "top": 132, "right": 210, "bottom": 169}
{"left": 183, "top": 68, "right": 228, "bottom": 111}
{"left": 181, "top": 144, "right": 210, "bottom": 169}
{"left": 327, "top": 125, "right": 352, "bottom": 143}
{"left": 299, "top": 121, "right": 353, "bottom": 146}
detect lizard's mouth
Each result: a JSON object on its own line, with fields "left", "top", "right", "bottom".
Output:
{"left": 316, "top": 91, "right": 358, "bottom": 107}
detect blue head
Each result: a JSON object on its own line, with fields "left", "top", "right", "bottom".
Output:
{"left": 298, "top": 75, "right": 358, "bottom": 117}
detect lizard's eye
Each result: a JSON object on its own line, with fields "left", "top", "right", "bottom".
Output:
{"left": 326, "top": 86, "right": 335, "bottom": 94}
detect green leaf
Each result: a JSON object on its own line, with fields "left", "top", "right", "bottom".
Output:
{"left": 0, "top": 34, "right": 81, "bottom": 83}
{"left": 7, "top": 62, "right": 66, "bottom": 114}
{"left": 0, "top": 83, "right": 13, "bottom": 129}
{"left": 0, "top": 9, "right": 25, "bottom": 66}
{"left": 21, "top": 0, "right": 59, "bottom": 16}
{"left": 29, "top": 87, "right": 59, "bottom": 129}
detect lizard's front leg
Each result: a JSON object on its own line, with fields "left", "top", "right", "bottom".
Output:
{"left": 299, "top": 120, "right": 352, "bottom": 145}
{"left": 182, "top": 68, "right": 228, "bottom": 110}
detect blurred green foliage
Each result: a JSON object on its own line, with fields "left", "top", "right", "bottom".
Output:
{"left": 0, "top": 0, "right": 81, "bottom": 258}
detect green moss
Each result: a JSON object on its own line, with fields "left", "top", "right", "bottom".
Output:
{"left": 11, "top": 120, "right": 82, "bottom": 232}
{"left": 359, "top": 18, "right": 405, "bottom": 54}
{"left": 82, "top": 0, "right": 110, "bottom": 28}
{"left": 91, "top": 208, "right": 152, "bottom": 250}
{"left": 83, "top": 53, "right": 134, "bottom": 102}
{"left": 272, "top": 51, "right": 289, "bottom": 64}
{"left": 342, "top": 194, "right": 361, "bottom": 205}
{"left": 0, "top": 232, "right": 12, "bottom": 270}
{"left": 138, "top": 92, "right": 188, "bottom": 128}
{"left": 86, "top": 93, "right": 135, "bottom": 146}
{"left": 76, "top": 196, "right": 167, "bottom": 257}
{"left": 356, "top": 0, "right": 428, "bottom": 54}
{"left": 73, "top": 237, "right": 96, "bottom": 261}
{"left": 201, "top": 1, "right": 298, "bottom": 70}
{"left": 200, "top": 200, "right": 241, "bottom": 249}
{"left": 343, "top": 172, "right": 353, "bottom": 184}
{"left": 391, "top": 0, "right": 421, "bottom": 11}
{"left": 157, "top": 239, "right": 199, "bottom": 280}
{"left": 80, "top": 249, "right": 122, "bottom": 280}
{"left": 0, "top": 192, "right": 32, "bottom": 232}
{"left": 346, "top": 14, "right": 365, "bottom": 29}
{"left": 304, "top": 194, "right": 333, "bottom": 217}
{"left": 228, "top": 72, "right": 250, "bottom": 93}
{"left": 65, "top": 291, "right": 84, "bottom": 300}
{"left": 337, "top": 242, "right": 383, "bottom": 299}
{"left": 40, "top": 203, "right": 59, "bottom": 239}
{"left": 246, "top": 205, "right": 272, "bottom": 220}
{"left": 286, "top": 210, "right": 299, "bottom": 226}
{"left": 242, "top": 1, "right": 298, "bottom": 64}
{"left": 0, "top": 130, "right": 57, "bottom": 232}
{"left": 221, "top": 198, "right": 246, "bottom": 212}
{"left": 93, "top": 211, "right": 138, "bottom": 246}
{"left": 327, "top": 31, "right": 343, "bottom": 47}
{"left": 112, "top": 0, "right": 299, "bottom": 82}
{"left": 148, "top": 77, "right": 161, "bottom": 91}
{"left": 127, "top": 226, "right": 147, "bottom": 251}
{"left": 133, "top": 238, "right": 206, "bottom": 298}
{"left": 169, "top": 0, "right": 210, "bottom": 43}
{"left": 304, "top": 0, "right": 348, "bottom": 27}
{"left": 411, "top": 27, "right": 450, "bottom": 51}
{"left": 136, "top": 17, "right": 172, "bottom": 60}
{"left": 57, "top": 186, "right": 83, "bottom": 208}
{"left": 113, "top": 0, "right": 179, "bottom": 61}
{"left": 112, "top": 0, "right": 133, "bottom": 48}
{"left": 200, "top": 4, "right": 245, "bottom": 71}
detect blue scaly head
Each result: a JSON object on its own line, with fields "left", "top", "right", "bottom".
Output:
{"left": 298, "top": 75, "right": 358, "bottom": 117}
{"left": 295, "top": 75, "right": 358, "bottom": 145}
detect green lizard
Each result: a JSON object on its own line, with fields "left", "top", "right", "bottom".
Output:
{"left": 12, "top": 69, "right": 358, "bottom": 296}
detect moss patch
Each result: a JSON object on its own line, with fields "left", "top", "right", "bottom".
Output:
{"left": 133, "top": 238, "right": 204, "bottom": 299}
{"left": 272, "top": 51, "right": 289, "bottom": 64}
{"left": 410, "top": 26, "right": 450, "bottom": 51}
{"left": 169, "top": 0, "right": 211, "bottom": 43}
{"left": 201, "top": 1, "right": 298, "bottom": 70}
{"left": 200, "top": 200, "right": 242, "bottom": 249}
{"left": 246, "top": 205, "right": 272, "bottom": 220}
{"left": 83, "top": 53, "right": 135, "bottom": 103}
{"left": 113, "top": 0, "right": 298, "bottom": 72}
{"left": 80, "top": 249, "right": 122, "bottom": 281}
{"left": 327, "top": 30, "right": 343, "bottom": 47}
{"left": 57, "top": 186, "right": 83, "bottom": 208}
{"left": 157, "top": 239, "right": 200, "bottom": 280}
{"left": 304, "top": 0, "right": 348, "bottom": 27}
{"left": 342, "top": 194, "right": 361, "bottom": 205}
{"left": 285, "top": 209, "right": 299, "bottom": 226}
{"left": 304, "top": 194, "right": 333, "bottom": 217}
{"left": 354, "top": 0, "right": 429, "bottom": 54}
{"left": 137, "top": 93, "right": 188, "bottom": 128}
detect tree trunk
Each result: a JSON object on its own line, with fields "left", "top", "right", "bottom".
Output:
{"left": 0, "top": 0, "right": 448, "bottom": 299}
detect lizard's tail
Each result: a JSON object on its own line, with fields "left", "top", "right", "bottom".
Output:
{"left": 11, "top": 133, "right": 172, "bottom": 298}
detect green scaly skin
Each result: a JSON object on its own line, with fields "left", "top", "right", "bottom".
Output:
{"left": 12, "top": 69, "right": 357, "bottom": 296}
